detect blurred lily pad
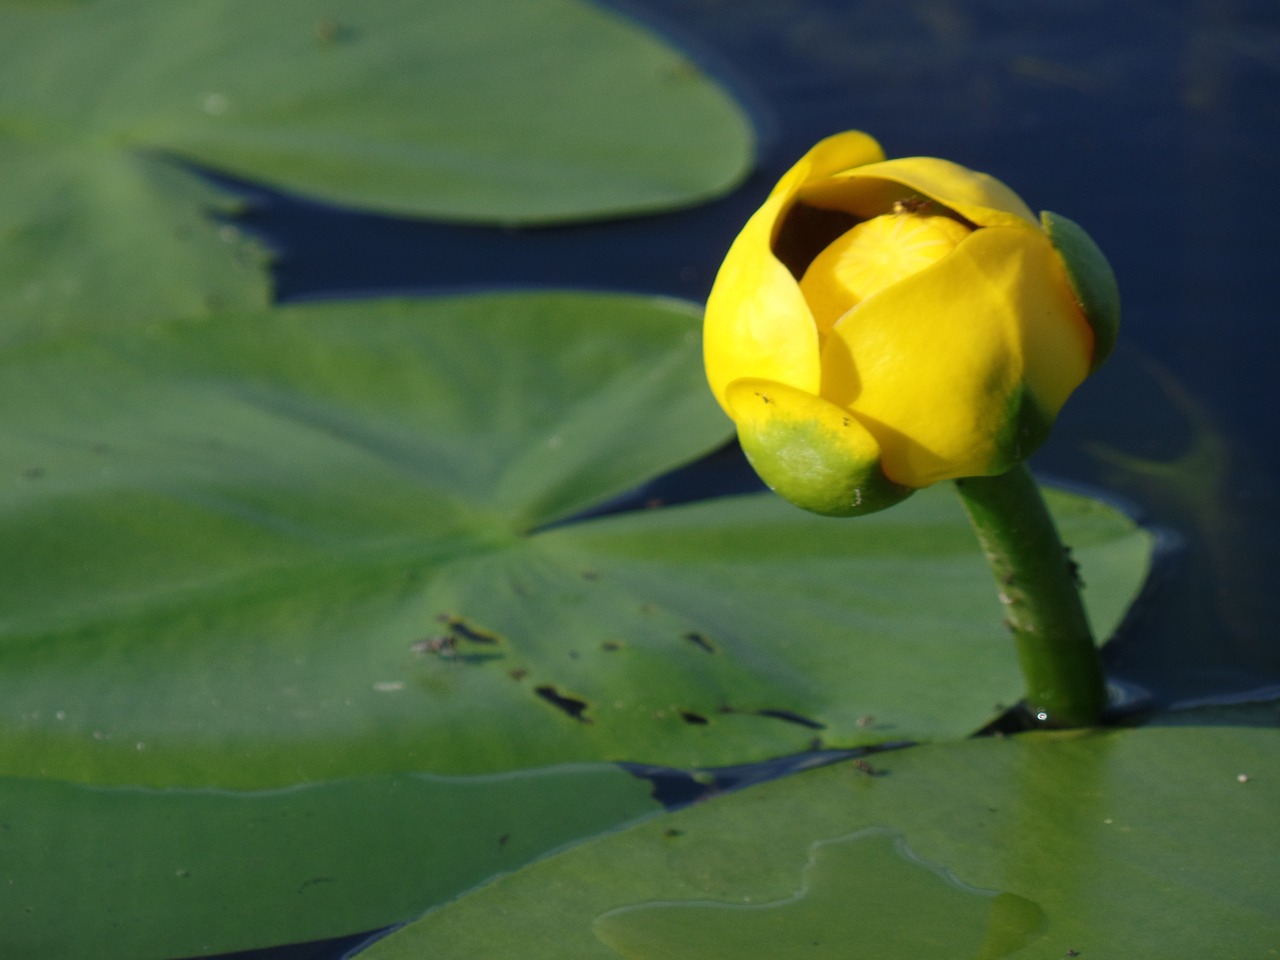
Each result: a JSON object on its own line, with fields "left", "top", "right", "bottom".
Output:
{"left": 0, "top": 291, "right": 1151, "bottom": 789}
{"left": 356, "top": 725, "right": 1280, "bottom": 959}
{"left": 0, "top": 0, "right": 753, "bottom": 343}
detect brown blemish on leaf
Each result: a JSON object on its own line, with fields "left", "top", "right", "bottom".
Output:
{"left": 436, "top": 614, "right": 502, "bottom": 645}
{"left": 535, "top": 685, "right": 591, "bottom": 723}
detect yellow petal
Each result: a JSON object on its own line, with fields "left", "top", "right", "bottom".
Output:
{"left": 799, "top": 212, "right": 971, "bottom": 334}
{"left": 777, "top": 130, "right": 887, "bottom": 202}
{"left": 704, "top": 203, "right": 822, "bottom": 413}
{"left": 704, "top": 131, "right": 886, "bottom": 413}
{"left": 802, "top": 156, "right": 1037, "bottom": 229}
{"left": 820, "top": 225, "right": 1091, "bottom": 486}
{"left": 726, "top": 378, "right": 913, "bottom": 516}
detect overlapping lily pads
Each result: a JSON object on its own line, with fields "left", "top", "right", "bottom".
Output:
{"left": 0, "top": 292, "right": 1151, "bottom": 790}
{"left": 0, "top": 0, "right": 752, "bottom": 344}
{"left": 357, "top": 725, "right": 1280, "bottom": 959}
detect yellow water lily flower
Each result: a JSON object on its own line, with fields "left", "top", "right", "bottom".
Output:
{"left": 705, "top": 131, "right": 1119, "bottom": 516}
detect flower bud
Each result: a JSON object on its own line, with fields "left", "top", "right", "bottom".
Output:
{"left": 704, "top": 131, "right": 1119, "bottom": 516}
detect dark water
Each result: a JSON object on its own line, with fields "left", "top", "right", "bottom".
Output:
{"left": 208, "top": 0, "right": 1280, "bottom": 956}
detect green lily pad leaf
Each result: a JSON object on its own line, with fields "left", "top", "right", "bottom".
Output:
{"left": 594, "top": 831, "right": 1046, "bottom": 960}
{"left": 356, "top": 725, "right": 1280, "bottom": 959}
{"left": 0, "top": 0, "right": 753, "bottom": 342}
{"left": 0, "top": 763, "right": 660, "bottom": 960}
{"left": 0, "top": 291, "right": 1151, "bottom": 788}
{"left": 0, "top": 140, "right": 274, "bottom": 347}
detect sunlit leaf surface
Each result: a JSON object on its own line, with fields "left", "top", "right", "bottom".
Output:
{"left": 358, "top": 725, "right": 1280, "bottom": 959}
{"left": 0, "top": 0, "right": 752, "bottom": 343}
{"left": 0, "top": 292, "right": 1150, "bottom": 789}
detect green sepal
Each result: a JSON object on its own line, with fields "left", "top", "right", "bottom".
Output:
{"left": 736, "top": 418, "right": 914, "bottom": 518}
{"left": 1041, "top": 210, "right": 1121, "bottom": 371}
{"left": 988, "top": 385, "right": 1054, "bottom": 476}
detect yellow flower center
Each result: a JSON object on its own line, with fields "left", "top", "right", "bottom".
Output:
{"left": 799, "top": 211, "right": 972, "bottom": 334}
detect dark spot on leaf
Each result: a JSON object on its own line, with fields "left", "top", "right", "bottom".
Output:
{"left": 755, "top": 708, "right": 826, "bottom": 730}
{"left": 437, "top": 615, "right": 501, "bottom": 645}
{"left": 852, "top": 759, "right": 884, "bottom": 777}
{"left": 581, "top": 569, "right": 600, "bottom": 580}
{"left": 684, "top": 632, "right": 715, "bottom": 653}
{"left": 497, "top": 833, "right": 510, "bottom": 847}
{"left": 21, "top": 466, "right": 45, "bottom": 480}
{"left": 299, "top": 876, "right": 334, "bottom": 892}
{"left": 664, "top": 828, "right": 684, "bottom": 838}
{"left": 679, "top": 711, "right": 709, "bottom": 725}
{"left": 568, "top": 650, "right": 580, "bottom": 659}
{"left": 601, "top": 640, "right": 623, "bottom": 652}
{"left": 508, "top": 668, "right": 528, "bottom": 681}
{"left": 535, "top": 685, "right": 591, "bottom": 723}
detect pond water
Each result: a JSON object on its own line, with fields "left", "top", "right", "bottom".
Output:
{"left": 215, "top": 0, "right": 1279, "bottom": 956}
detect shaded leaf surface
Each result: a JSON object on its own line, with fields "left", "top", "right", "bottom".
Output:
{"left": 358, "top": 726, "right": 1280, "bottom": 959}
{"left": 0, "top": 292, "right": 1151, "bottom": 789}
{"left": 0, "top": 763, "right": 659, "bottom": 960}
{"left": 0, "top": 0, "right": 752, "bottom": 342}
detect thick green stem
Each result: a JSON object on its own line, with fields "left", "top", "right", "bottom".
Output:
{"left": 954, "top": 463, "right": 1107, "bottom": 728}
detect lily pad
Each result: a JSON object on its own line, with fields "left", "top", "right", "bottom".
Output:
{"left": 356, "top": 725, "right": 1280, "bottom": 959}
{"left": 0, "top": 763, "right": 659, "bottom": 960}
{"left": 0, "top": 0, "right": 753, "bottom": 343}
{"left": 0, "top": 292, "right": 1151, "bottom": 789}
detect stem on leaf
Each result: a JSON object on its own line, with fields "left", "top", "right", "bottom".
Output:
{"left": 954, "top": 463, "right": 1107, "bottom": 728}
